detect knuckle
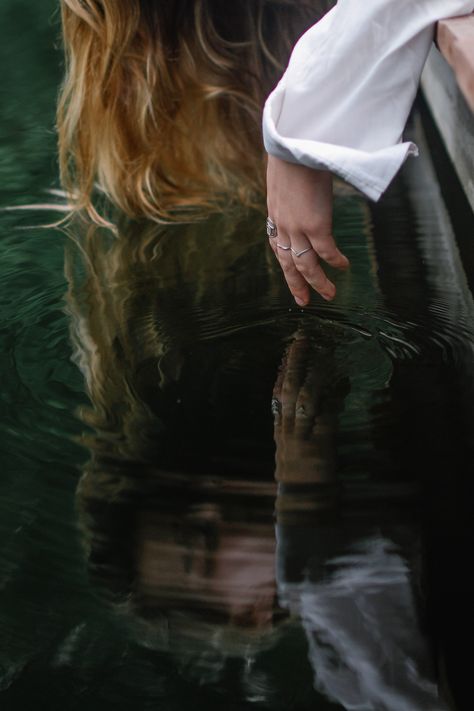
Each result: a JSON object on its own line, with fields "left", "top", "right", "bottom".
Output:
{"left": 294, "top": 261, "right": 307, "bottom": 274}
{"left": 314, "top": 233, "right": 335, "bottom": 248}
{"left": 309, "top": 274, "right": 322, "bottom": 286}
{"left": 317, "top": 247, "right": 335, "bottom": 262}
{"left": 281, "top": 260, "right": 294, "bottom": 275}
{"left": 289, "top": 278, "right": 303, "bottom": 291}
{"left": 304, "top": 219, "right": 329, "bottom": 235}
{"left": 289, "top": 277, "right": 305, "bottom": 292}
{"left": 308, "top": 274, "right": 325, "bottom": 290}
{"left": 302, "top": 223, "right": 318, "bottom": 235}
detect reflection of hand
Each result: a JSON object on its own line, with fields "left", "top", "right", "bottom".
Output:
{"left": 266, "top": 155, "right": 349, "bottom": 306}
{"left": 272, "top": 334, "right": 337, "bottom": 485}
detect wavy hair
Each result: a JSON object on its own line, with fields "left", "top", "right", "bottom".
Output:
{"left": 63, "top": 213, "right": 292, "bottom": 673}
{"left": 57, "top": 0, "right": 329, "bottom": 223}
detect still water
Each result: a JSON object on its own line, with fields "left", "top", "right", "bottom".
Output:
{"left": 1, "top": 3, "right": 474, "bottom": 711}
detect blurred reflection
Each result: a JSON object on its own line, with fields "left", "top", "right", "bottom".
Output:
{"left": 66, "top": 213, "right": 447, "bottom": 708}
{"left": 68, "top": 211, "right": 295, "bottom": 680}
{"left": 272, "top": 335, "right": 448, "bottom": 711}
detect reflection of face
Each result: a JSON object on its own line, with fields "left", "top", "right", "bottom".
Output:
{"left": 136, "top": 512, "right": 278, "bottom": 630}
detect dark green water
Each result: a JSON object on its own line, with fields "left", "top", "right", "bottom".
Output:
{"left": 1, "top": 4, "right": 474, "bottom": 711}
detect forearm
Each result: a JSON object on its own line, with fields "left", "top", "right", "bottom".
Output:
{"left": 263, "top": 0, "right": 474, "bottom": 200}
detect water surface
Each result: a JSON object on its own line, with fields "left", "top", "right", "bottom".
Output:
{"left": 1, "top": 4, "right": 474, "bottom": 711}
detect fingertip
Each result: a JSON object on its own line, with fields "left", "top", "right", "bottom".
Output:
{"left": 336, "top": 252, "right": 350, "bottom": 270}
{"left": 293, "top": 285, "right": 310, "bottom": 307}
{"left": 295, "top": 296, "right": 308, "bottom": 307}
{"left": 321, "top": 282, "right": 336, "bottom": 301}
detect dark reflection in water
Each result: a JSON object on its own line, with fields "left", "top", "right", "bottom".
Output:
{"left": 1, "top": 4, "right": 474, "bottom": 710}
{"left": 2, "top": 135, "right": 474, "bottom": 708}
{"left": 22, "top": 124, "right": 463, "bottom": 709}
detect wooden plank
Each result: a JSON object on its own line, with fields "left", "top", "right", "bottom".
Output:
{"left": 421, "top": 47, "right": 474, "bottom": 212}
{"left": 436, "top": 16, "right": 474, "bottom": 115}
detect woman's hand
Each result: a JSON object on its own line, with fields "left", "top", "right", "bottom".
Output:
{"left": 266, "top": 155, "right": 350, "bottom": 305}
{"left": 272, "top": 333, "right": 337, "bottom": 485}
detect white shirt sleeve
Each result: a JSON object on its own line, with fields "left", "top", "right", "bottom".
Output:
{"left": 263, "top": 0, "right": 474, "bottom": 201}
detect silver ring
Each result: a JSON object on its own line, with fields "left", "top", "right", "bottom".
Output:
{"left": 276, "top": 244, "right": 313, "bottom": 257}
{"left": 266, "top": 217, "right": 278, "bottom": 238}
{"left": 291, "top": 246, "right": 313, "bottom": 258}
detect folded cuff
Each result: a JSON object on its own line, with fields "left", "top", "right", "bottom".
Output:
{"left": 263, "top": 84, "right": 419, "bottom": 202}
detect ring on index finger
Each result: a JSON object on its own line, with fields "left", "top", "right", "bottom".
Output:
{"left": 266, "top": 217, "right": 278, "bottom": 238}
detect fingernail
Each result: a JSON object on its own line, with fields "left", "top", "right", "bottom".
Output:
{"left": 295, "top": 297, "right": 306, "bottom": 306}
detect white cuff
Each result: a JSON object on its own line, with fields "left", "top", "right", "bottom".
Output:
{"left": 263, "top": 81, "right": 419, "bottom": 201}
{"left": 263, "top": 0, "right": 474, "bottom": 201}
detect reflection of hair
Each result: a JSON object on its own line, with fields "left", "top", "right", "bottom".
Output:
{"left": 58, "top": 1, "right": 327, "bottom": 223}
{"left": 76, "top": 470, "right": 284, "bottom": 672}
{"left": 65, "top": 211, "right": 279, "bottom": 458}
{"left": 66, "top": 214, "right": 288, "bottom": 670}
{"left": 65, "top": 208, "right": 357, "bottom": 682}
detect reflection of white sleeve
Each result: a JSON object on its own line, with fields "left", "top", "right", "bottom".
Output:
{"left": 277, "top": 536, "right": 449, "bottom": 711}
{"left": 263, "top": 0, "right": 474, "bottom": 200}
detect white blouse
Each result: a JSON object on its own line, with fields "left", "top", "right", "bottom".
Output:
{"left": 263, "top": 0, "right": 474, "bottom": 201}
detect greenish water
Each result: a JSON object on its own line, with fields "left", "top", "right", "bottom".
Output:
{"left": 1, "top": 4, "right": 474, "bottom": 711}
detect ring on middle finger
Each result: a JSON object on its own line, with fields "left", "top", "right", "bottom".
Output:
{"left": 277, "top": 242, "right": 292, "bottom": 251}
{"left": 291, "top": 246, "right": 313, "bottom": 258}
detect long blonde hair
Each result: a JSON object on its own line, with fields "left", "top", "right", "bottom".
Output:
{"left": 57, "top": 1, "right": 327, "bottom": 223}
